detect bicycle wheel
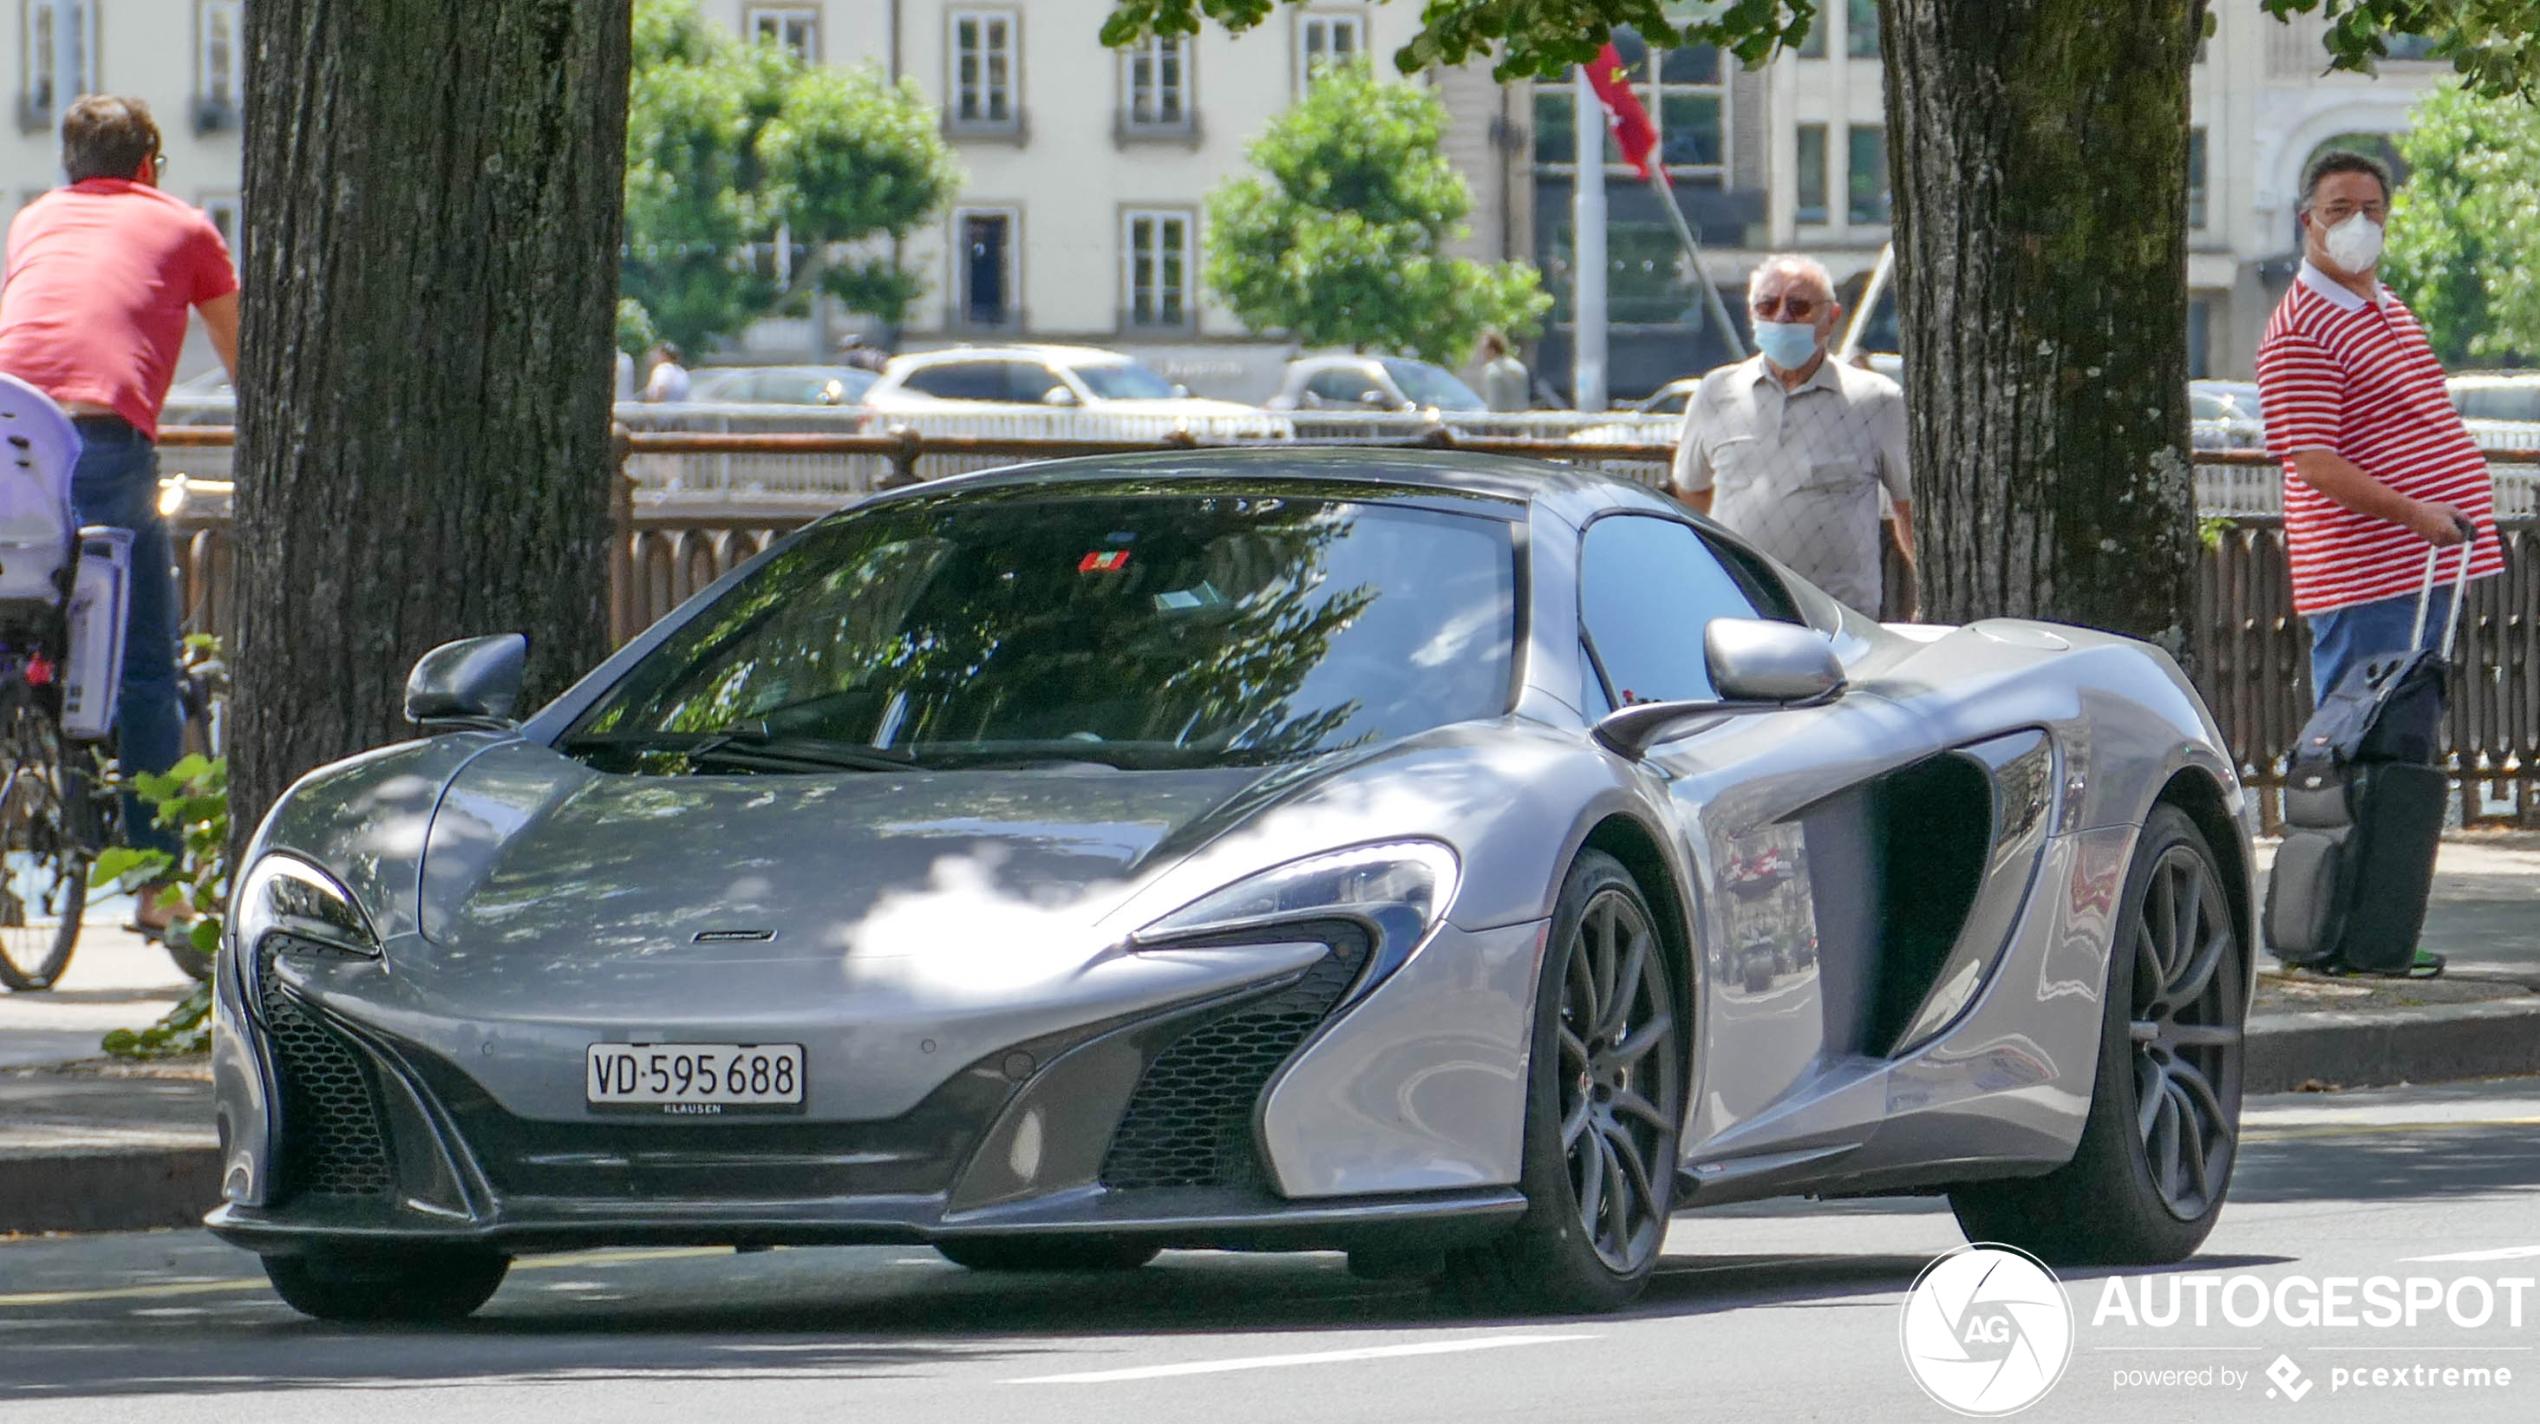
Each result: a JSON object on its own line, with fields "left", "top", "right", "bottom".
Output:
{"left": 0, "top": 687, "right": 88, "bottom": 992}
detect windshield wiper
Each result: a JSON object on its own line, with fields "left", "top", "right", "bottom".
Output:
{"left": 561, "top": 725, "right": 918, "bottom": 773}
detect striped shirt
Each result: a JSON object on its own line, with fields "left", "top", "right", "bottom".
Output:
{"left": 2254, "top": 262, "right": 2499, "bottom": 616}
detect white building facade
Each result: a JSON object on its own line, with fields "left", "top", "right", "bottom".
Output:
{"left": 0, "top": 1, "right": 2462, "bottom": 395}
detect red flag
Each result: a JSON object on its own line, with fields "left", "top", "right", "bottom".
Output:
{"left": 1583, "top": 43, "right": 1659, "bottom": 180}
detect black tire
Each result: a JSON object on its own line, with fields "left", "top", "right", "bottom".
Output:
{"left": 934, "top": 1237, "right": 1161, "bottom": 1272}
{"left": 1447, "top": 849, "right": 1684, "bottom": 1314}
{"left": 0, "top": 691, "right": 87, "bottom": 993}
{"left": 1949, "top": 805, "right": 2245, "bottom": 1265}
{"left": 262, "top": 1249, "right": 510, "bottom": 1323}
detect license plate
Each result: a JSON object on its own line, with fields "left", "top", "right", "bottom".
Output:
{"left": 585, "top": 1043, "right": 805, "bottom": 1115}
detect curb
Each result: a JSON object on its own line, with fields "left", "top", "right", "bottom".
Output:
{"left": 2247, "top": 997, "right": 2540, "bottom": 1094}
{"left": 0, "top": 1148, "right": 220, "bottom": 1235}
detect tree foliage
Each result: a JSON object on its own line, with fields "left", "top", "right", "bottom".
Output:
{"left": 623, "top": 0, "right": 960, "bottom": 352}
{"left": 2381, "top": 79, "right": 2540, "bottom": 366}
{"left": 1105, "top": 0, "right": 2540, "bottom": 93}
{"left": 1204, "top": 64, "right": 1549, "bottom": 362}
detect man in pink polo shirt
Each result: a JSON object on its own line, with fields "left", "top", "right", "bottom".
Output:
{"left": 2254, "top": 149, "right": 2499, "bottom": 704}
{"left": 0, "top": 96, "right": 238, "bottom": 931}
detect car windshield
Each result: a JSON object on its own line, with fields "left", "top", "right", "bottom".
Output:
{"left": 1638, "top": 388, "right": 1691, "bottom": 416}
{"left": 567, "top": 490, "right": 1517, "bottom": 772}
{"left": 1074, "top": 362, "right": 1181, "bottom": 401}
{"left": 1379, "top": 359, "right": 1486, "bottom": 411}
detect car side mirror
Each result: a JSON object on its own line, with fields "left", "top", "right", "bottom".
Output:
{"left": 1171, "top": 382, "right": 1193, "bottom": 399}
{"left": 1590, "top": 619, "right": 1845, "bottom": 760}
{"left": 1359, "top": 390, "right": 1393, "bottom": 408}
{"left": 1041, "top": 386, "right": 1080, "bottom": 407}
{"left": 405, "top": 633, "right": 527, "bottom": 731}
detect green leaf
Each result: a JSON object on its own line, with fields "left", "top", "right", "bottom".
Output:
{"left": 188, "top": 919, "right": 223, "bottom": 955}
{"left": 92, "top": 846, "right": 171, "bottom": 890}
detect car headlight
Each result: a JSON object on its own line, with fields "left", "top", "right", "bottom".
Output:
{"left": 1133, "top": 840, "right": 1460, "bottom": 983}
{"left": 232, "top": 855, "right": 381, "bottom": 961}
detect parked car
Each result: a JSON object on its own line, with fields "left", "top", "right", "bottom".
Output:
{"left": 1572, "top": 379, "right": 1700, "bottom": 446}
{"left": 2189, "top": 380, "right": 2264, "bottom": 450}
{"left": 162, "top": 369, "right": 235, "bottom": 427}
{"left": 863, "top": 345, "right": 1275, "bottom": 433}
{"left": 688, "top": 365, "right": 878, "bottom": 408}
{"left": 1265, "top": 354, "right": 1490, "bottom": 417}
{"left": 2448, "top": 372, "right": 2540, "bottom": 423}
{"left": 209, "top": 447, "right": 2251, "bottom": 1322}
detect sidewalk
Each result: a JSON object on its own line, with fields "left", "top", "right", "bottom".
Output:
{"left": 6, "top": 835, "right": 2540, "bottom": 1235}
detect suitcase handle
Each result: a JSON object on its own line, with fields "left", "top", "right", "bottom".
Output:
{"left": 2409, "top": 518, "right": 2479, "bottom": 661}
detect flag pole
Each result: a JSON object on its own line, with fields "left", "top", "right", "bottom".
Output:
{"left": 1571, "top": 67, "right": 1608, "bottom": 413}
{"left": 1649, "top": 168, "right": 1747, "bottom": 360}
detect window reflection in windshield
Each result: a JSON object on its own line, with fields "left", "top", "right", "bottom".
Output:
{"left": 571, "top": 492, "right": 1516, "bottom": 771}
{"left": 1075, "top": 362, "right": 1181, "bottom": 401}
{"left": 1378, "top": 359, "right": 1486, "bottom": 411}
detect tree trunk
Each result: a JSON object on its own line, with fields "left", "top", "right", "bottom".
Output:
{"left": 1885, "top": 0, "right": 2204, "bottom": 657}
{"left": 234, "top": 2, "right": 632, "bottom": 836}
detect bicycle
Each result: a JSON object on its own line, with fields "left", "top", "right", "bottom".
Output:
{"left": 0, "top": 377, "right": 221, "bottom": 991}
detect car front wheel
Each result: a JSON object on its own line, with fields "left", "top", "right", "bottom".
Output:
{"left": 1948, "top": 804, "right": 2245, "bottom": 1264}
{"left": 1448, "top": 849, "right": 1684, "bottom": 1313}
{"left": 262, "top": 1248, "right": 510, "bottom": 1323}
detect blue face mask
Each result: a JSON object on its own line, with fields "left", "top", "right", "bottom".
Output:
{"left": 1753, "top": 320, "right": 1823, "bottom": 371}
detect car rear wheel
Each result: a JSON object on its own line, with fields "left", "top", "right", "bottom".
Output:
{"left": 262, "top": 1249, "right": 510, "bottom": 1323}
{"left": 1448, "top": 849, "right": 1683, "bottom": 1314}
{"left": 934, "top": 1237, "right": 1161, "bottom": 1272}
{"left": 1948, "top": 805, "right": 2245, "bottom": 1264}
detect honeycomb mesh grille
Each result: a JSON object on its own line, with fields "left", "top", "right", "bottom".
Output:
{"left": 257, "top": 942, "right": 394, "bottom": 1198}
{"left": 1100, "top": 934, "right": 1368, "bottom": 1191}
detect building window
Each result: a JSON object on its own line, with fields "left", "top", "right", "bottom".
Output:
{"left": 950, "top": 11, "right": 1019, "bottom": 133}
{"left": 195, "top": 1, "right": 243, "bottom": 132}
{"left": 1123, "top": 209, "right": 1193, "bottom": 330}
{"left": 954, "top": 208, "right": 1019, "bottom": 329}
{"left": 1797, "top": 13, "right": 1827, "bottom": 58}
{"left": 1846, "top": 0, "right": 1881, "bottom": 58}
{"left": 1847, "top": 123, "right": 1889, "bottom": 225}
{"left": 2187, "top": 126, "right": 2207, "bottom": 231}
{"left": 1794, "top": 124, "right": 1828, "bottom": 225}
{"left": 1297, "top": 10, "right": 1366, "bottom": 92}
{"left": 2188, "top": 297, "right": 2212, "bottom": 379}
{"left": 747, "top": 6, "right": 821, "bottom": 64}
{"left": 21, "top": 0, "right": 98, "bottom": 126}
{"left": 200, "top": 192, "right": 238, "bottom": 249}
{"left": 1121, "top": 32, "right": 1189, "bottom": 131}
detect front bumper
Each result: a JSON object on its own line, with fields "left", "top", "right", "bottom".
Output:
{"left": 207, "top": 918, "right": 1540, "bottom": 1257}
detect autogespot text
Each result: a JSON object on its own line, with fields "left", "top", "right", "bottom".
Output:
{"left": 2096, "top": 1272, "right": 2529, "bottom": 1398}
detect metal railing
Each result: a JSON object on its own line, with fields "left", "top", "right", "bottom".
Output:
{"left": 157, "top": 428, "right": 2540, "bottom": 827}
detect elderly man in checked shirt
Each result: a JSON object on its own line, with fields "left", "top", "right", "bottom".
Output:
{"left": 1672, "top": 254, "right": 1914, "bottom": 619}
{"left": 2255, "top": 149, "right": 2499, "bottom": 703}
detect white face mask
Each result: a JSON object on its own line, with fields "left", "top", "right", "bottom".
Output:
{"left": 2322, "top": 211, "right": 2385, "bottom": 273}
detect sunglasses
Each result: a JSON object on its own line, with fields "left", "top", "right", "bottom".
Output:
{"left": 1750, "top": 294, "right": 1823, "bottom": 321}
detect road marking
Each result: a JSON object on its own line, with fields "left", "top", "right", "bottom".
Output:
{"left": 1006, "top": 1333, "right": 1593, "bottom": 1384}
{"left": 0, "top": 1245, "right": 730, "bottom": 1308}
{"left": 2242, "top": 1117, "right": 2540, "bottom": 1142}
{"left": 2400, "top": 1245, "right": 2540, "bottom": 1263}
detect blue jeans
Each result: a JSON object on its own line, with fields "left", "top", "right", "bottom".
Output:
{"left": 69, "top": 420, "right": 181, "bottom": 858}
{"left": 2306, "top": 586, "right": 2454, "bottom": 705}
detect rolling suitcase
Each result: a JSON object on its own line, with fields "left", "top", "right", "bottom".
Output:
{"left": 2262, "top": 534, "right": 2474, "bottom": 976}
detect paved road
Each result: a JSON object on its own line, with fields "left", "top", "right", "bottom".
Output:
{"left": 6, "top": 1079, "right": 2540, "bottom": 1423}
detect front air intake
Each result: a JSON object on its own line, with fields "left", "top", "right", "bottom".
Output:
{"left": 257, "top": 944, "right": 394, "bottom": 1199}
{"left": 1099, "top": 928, "right": 1369, "bottom": 1191}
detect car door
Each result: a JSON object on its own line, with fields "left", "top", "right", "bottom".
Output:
{"left": 1577, "top": 514, "right": 1954, "bottom": 1157}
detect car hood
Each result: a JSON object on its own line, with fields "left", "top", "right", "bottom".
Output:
{"left": 409, "top": 742, "right": 1294, "bottom": 967}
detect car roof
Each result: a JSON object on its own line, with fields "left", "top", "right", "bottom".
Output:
{"left": 846, "top": 445, "right": 1677, "bottom": 523}
{"left": 2448, "top": 372, "right": 2540, "bottom": 387}
{"left": 894, "top": 344, "right": 1134, "bottom": 369}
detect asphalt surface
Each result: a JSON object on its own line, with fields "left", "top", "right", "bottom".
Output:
{"left": 5, "top": 1078, "right": 2540, "bottom": 1423}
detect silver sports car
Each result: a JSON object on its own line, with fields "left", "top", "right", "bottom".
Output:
{"left": 207, "top": 449, "right": 2253, "bottom": 1321}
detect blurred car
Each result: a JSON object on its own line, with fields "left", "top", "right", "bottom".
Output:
{"left": 865, "top": 345, "right": 1269, "bottom": 425}
{"left": 2189, "top": 380, "right": 2264, "bottom": 451}
{"left": 162, "top": 369, "right": 236, "bottom": 427}
{"left": 1265, "top": 354, "right": 1489, "bottom": 416}
{"left": 2448, "top": 372, "right": 2540, "bottom": 423}
{"left": 1572, "top": 379, "right": 1700, "bottom": 446}
{"left": 689, "top": 365, "right": 878, "bottom": 408}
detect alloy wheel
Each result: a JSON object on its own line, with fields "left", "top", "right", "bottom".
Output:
{"left": 1556, "top": 886, "right": 1682, "bottom": 1274}
{"left": 2127, "top": 844, "right": 2241, "bottom": 1220}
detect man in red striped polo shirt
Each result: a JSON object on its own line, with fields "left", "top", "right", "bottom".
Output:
{"left": 2254, "top": 150, "right": 2499, "bottom": 703}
